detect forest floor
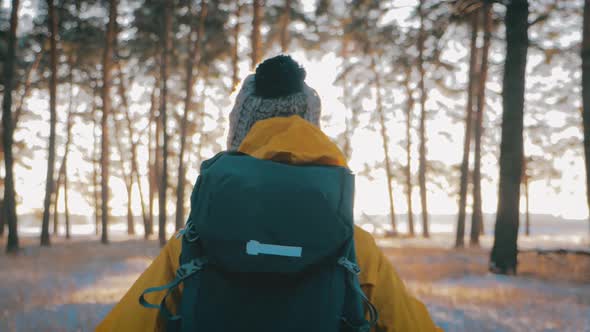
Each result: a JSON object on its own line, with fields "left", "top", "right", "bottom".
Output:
{"left": 0, "top": 234, "right": 589, "bottom": 332}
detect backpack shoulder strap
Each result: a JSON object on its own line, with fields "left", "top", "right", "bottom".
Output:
{"left": 139, "top": 257, "right": 208, "bottom": 321}
{"left": 339, "top": 241, "right": 379, "bottom": 331}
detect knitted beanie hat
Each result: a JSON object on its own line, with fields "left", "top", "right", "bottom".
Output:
{"left": 226, "top": 55, "right": 322, "bottom": 150}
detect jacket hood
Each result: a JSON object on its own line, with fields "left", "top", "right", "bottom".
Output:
{"left": 237, "top": 115, "right": 346, "bottom": 167}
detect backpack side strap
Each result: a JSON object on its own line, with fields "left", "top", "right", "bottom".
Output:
{"left": 139, "top": 258, "right": 208, "bottom": 321}
{"left": 338, "top": 257, "right": 379, "bottom": 332}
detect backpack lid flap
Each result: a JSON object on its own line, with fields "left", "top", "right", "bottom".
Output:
{"left": 192, "top": 153, "right": 354, "bottom": 274}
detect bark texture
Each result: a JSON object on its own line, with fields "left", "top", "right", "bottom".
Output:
{"left": 582, "top": 0, "right": 590, "bottom": 241}
{"left": 456, "top": 11, "right": 479, "bottom": 248}
{"left": 41, "top": 0, "right": 59, "bottom": 247}
{"left": 100, "top": 0, "right": 118, "bottom": 244}
{"left": 471, "top": 2, "right": 492, "bottom": 246}
{"left": 3, "top": 0, "right": 21, "bottom": 253}
{"left": 417, "top": 0, "right": 429, "bottom": 237}
{"left": 159, "top": 0, "right": 173, "bottom": 246}
{"left": 490, "top": 0, "right": 529, "bottom": 274}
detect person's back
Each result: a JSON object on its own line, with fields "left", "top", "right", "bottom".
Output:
{"left": 96, "top": 55, "right": 442, "bottom": 332}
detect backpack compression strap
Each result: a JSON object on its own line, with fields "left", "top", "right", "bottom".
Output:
{"left": 139, "top": 257, "right": 208, "bottom": 321}
{"left": 338, "top": 257, "right": 379, "bottom": 331}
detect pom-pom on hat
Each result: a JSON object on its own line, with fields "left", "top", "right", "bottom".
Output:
{"left": 254, "top": 55, "right": 307, "bottom": 98}
{"left": 227, "top": 55, "right": 321, "bottom": 150}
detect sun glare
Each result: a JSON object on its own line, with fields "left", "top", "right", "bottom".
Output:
{"left": 5, "top": 0, "right": 588, "bottom": 222}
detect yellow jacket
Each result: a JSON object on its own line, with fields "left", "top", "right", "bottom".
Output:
{"left": 97, "top": 116, "right": 442, "bottom": 332}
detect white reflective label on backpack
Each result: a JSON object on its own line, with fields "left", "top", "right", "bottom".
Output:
{"left": 246, "top": 240, "right": 302, "bottom": 258}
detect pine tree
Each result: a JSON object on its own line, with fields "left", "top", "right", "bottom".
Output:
{"left": 148, "top": 82, "right": 158, "bottom": 238}
{"left": 251, "top": 0, "right": 263, "bottom": 68}
{"left": 176, "top": 0, "right": 208, "bottom": 232}
{"left": 41, "top": 0, "right": 59, "bottom": 247}
{"left": 583, "top": 0, "right": 590, "bottom": 241}
{"left": 231, "top": 2, "right": 243, "bottom": 91}
{"left": 402, "top": 66, "right": 416, "bottom": 237}
{"left": 370, "top": 55, "right": 398, "bottom": 235}
{"left": 456, "top": 9, "right": 479, "bottom": 248}
{"left": 92, "top": 90, "right": 101, "bottom": 236}
{"left": 471, "top": 1, "right": 492, "bottom": 246}
{"left": 280, "top": 0, "right": 291, "bottom": 52}
{"left": 490, "top": 0, "right": 529, "bottom": 274}
{"left": 316, "top": 2, "right": 359, "bottom": 162}
{"left": 116, "top": 64, "right": 149, "bottom": 237}
{"left": 2, "top": 0, "right": 20, "bottom": 253}
{"left": 112, "top": 88, "right": 135, "bottom": 236}
{"left": 417, "top": 0, "right": 430, "bottom": 238}
{"left": 53, "top": 56, "right": 75, "bottom": 239}
{"left": 100, "top": 0, "right": 118, "bottom": 244}
{"left": 129, "top": 2, "right": 166, "bottom": 239}
{"left": 159, "top": 0, "right": 173, "bottom": 246}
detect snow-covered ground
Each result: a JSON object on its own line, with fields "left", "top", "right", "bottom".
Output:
{"left": 383, "top": 245, "right": 590, "bottom": 332}
{"left": 426, "top": 275, "right": 590, "bottom": 332}
{"left": 0, "top": 236, "right": 158, "bottom": 331}
{"left": 0, "top": 220, "right": 588, "bottom": 332}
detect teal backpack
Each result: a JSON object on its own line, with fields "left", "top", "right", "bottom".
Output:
{"left": 140, "top": 151, "right": 378, "bottom": 332}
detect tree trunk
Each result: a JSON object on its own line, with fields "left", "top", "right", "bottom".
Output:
{"left": 340, "top": 38, "right": 354, "bottom": 161}
{"left": 417, "top": 0, "right": 429, "bottom": 238}
{"left": 126, "top": 177, "right": 134, "bottom": 235}
{"left": 148, "top": 120, "right": 155, "bottom": 237}
{"left": 64, "top": 158, "right": 70, "bottom": 239}
{"left": 115, "top": 133, "right": 134, "bottom": 236}
{"left": 14, "top": 50, "right": 42, "bottom": 131}
{"left": 63, "top": 152, "right": 71, "bottom": 239}
{"left": 134, "top": 169, "right": 149, "bottom": 234}
{"left": 113, "top": 106, "right": 135, "bottom": 236}
{"left": 251, "top": 0, "right": 263, "bottom": 69}
{"left": 100, "top": 0, "right": 118, "bottom": 244}
{"left": 523, "top": 157, "right": 530, "bottom": 236}
{"left": 52, "top": 172, "right": 58, "bottom": 236}
{"left": 0, "top": 200, "right": 5, "bottom": 237}
{"left": 456, "top": 11, "right": 479, "bottom": 248}
{"left": 471, "top": 3, "right": 492, "bottom": 247}
{"left": 0, "top": 199, "right": 5, "bottom": 236}
{"left": 41, "top": 0, "right": 59, "bottom": 247}
{"left": 147, "top": 83, "right": 158, "bottom": 238}
{"left": 92, "top": 94, "right": 101, "bottom": 236}
{"left": 152, "top": 88, "right": 162, "bottom": 240}
{"left": 63, "top": 58, "right": 74, "bottom": 241}
{"left": 582, "top": 0, "right": 590, "bottom": 242}
{"left": 53, "top": 55, "right": 75, "bottom": 238}
{"left": 280, "top": 0, "right": 291, "bottom": 52}
{"left": 403, "top": 70, "right": 415, "bottom": 237}
{"left": 53, "top": 162, "right": 64, "bottom": 235}
{"left": 116, "top": 65, "right": 147, "bottom": 235}
{"left": 370, "top": 57, "right": 397, "bottom": 235}
{"left": 231, "top": 3, "right": 242, "bottom": 91}
{"left": 490, "top": 0, "right": 528, "bottom": 275}
{"left": 159, "top": 0, "right": 173, "bottom": 246}
{"left": 3, "top": 0, "right": 20, "bottom": 253}
{"left": 176, "top": 1, "right": 207, "bottom": 232}
{"left": 113, "top": 67, "right": 135, "bottom": 237}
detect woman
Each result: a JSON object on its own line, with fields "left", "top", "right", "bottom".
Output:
{"left": 97, "top": 55, "right": 441, "bottom": 332}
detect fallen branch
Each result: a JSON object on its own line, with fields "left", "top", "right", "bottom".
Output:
{"left": 519, "top": 248, "right": 590, "bottom": 257}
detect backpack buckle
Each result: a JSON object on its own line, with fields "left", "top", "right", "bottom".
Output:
{"left": 176, "top": 258, "right": 207, "bottom": 279}
{"left": 338, "top": 257, "right": 361, "bottom": 275}
{"left": 181, "top": 219, "right": 200, "bottom": 243}
{"left": 175, "top": 228, "right": 186, "bottom": 239}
